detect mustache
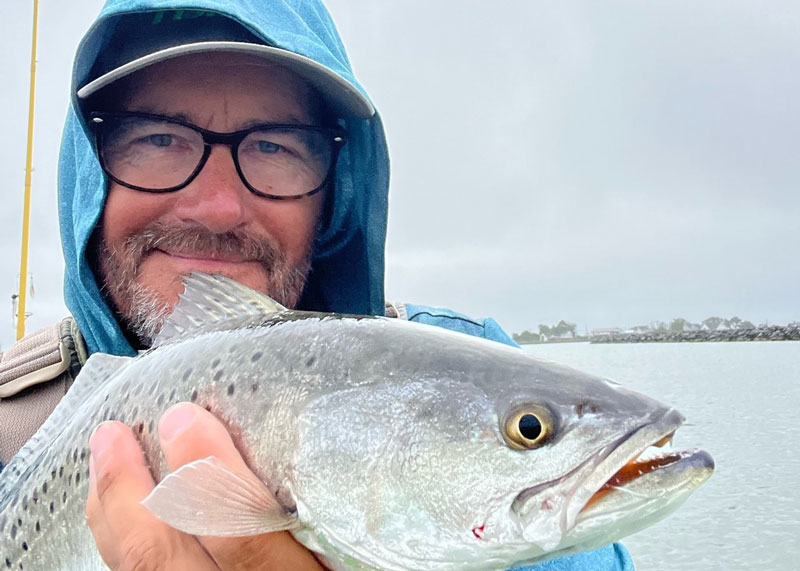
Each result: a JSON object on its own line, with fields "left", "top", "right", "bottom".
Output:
{"left": 122, "top": 221, "right": 285, "bottom": 270}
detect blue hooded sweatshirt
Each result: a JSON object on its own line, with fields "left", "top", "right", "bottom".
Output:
{"left": 58, "top": 1, "right": 633, "bottom": 569}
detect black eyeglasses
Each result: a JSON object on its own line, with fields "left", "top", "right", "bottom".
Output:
{"left": 89, "top": 111, "right": 346, "bottom": 200}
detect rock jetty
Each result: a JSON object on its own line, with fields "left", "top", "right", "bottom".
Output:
{"left": 591, "top": 324, "right": 800, "bottom": 344}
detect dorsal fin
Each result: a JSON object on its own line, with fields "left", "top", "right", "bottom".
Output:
{"left": 154, "top": 273, "right": 287, "bottom": 346}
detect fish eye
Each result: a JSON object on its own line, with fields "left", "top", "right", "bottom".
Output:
{"left": 503, "top": 406, "right": 554, "bottom": 450}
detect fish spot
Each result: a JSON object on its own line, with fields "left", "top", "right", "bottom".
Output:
{"left": 22, "top": 495, "right": 28, "bottom": 510}
{"left": 213, "top": 370, "right": 224, "bottom": 382}
{"left": 190, "top": 389, "right": 198, "bottom": 402}
{"left": 4, "top": 558, "right": 10, "bottom": 569}
{"left": 182, "top": 368, "right": 193, "bottom": 382}
{"left": 62, "top": 491, "right": 67, "bottom": 503}
{"left": 32, "top": 491, "right": 38, "bottom": 504}
{"left": 35, "top": 521, "right": 40, "bottom": 533}
{"left": 49, "top": 502, "right": 54, "bottom": 514}
{"left": 0, "top": 515, "right": 5, "bottom": 532}
{"left": 305, "top": 356, "right": 316, "bottom": 367}
{"left": 136, "top": 422, "right": 144, "bottom": 435}
{"left": 42, "top": 482, "right": 48, "bottom": 494}
{"left": 10, "top": 525, "right": 16, "bottom": 539}
{"left": 16, "top": 518, "right": 21, "bottom": 527}
{"left": 59, "top": 466, "right": 64, "bottom": 478}
{"left": 68, "top": 474, "right": 72, "bottom": 486}
{"left": 251, "top": 383, "right": 258, "bottom": 393}
{"left": 227, "top": 383, "right": 235, "bottom": 396}
{"left": 148, "top": 420, "right": 155, "bottom": 434}
{"left": 21, "top": 543, "right": 27, "bottom": 552}
{"left": 80, "top": 449, "right": 87, "bottom": 461}
{"left": 251, "top": 351, "right": 263, "bottom": 362}
{"left": 76, "top": 472, "right": 81, "bottom": 485}
{"left": 50, "top": 469, "right": 56, "bottom": 481}
{"left": 211, "top": 358, "right": 221, "bottom": 369}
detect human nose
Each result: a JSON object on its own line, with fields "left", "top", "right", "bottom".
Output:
{"left": 173, "top": 146, "right": 249, "bottom": 233}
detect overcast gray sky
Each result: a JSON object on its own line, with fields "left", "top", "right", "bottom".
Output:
{"left": 1, "top": 1, "right": 798, "bottom": 349}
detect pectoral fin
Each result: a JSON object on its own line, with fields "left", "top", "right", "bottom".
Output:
{"left": 142, "top": 456, "right": 300, "bottom": 536}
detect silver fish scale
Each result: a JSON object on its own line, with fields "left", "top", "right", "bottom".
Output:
{"left": 0, "top": 303, "right": 678, "bottom": 570}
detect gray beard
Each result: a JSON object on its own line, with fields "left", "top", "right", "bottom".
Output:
{"left": 95, "top": 221, "right": 311, "bottom": 347}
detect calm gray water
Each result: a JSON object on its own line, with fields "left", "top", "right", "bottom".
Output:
{"left": 523, "top": 341, "right": 800, "bottom": 571}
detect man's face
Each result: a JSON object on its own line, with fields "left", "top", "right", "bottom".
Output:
{"left": 95, "top": 52, "right": 326, "bottom": 344}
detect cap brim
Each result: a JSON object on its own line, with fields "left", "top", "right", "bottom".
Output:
{"left": 77, "top": 41, "right": 374, "bottom": 120}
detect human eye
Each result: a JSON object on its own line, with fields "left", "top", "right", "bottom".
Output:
{"left": 143, "top": 133, "right": 175, "bottom": 148}
{"left": 131, "top": 128, "right": 192, "bottom": 151}
{"left": 109, "top": 118, "right": 194, "bottom": 151}
{"left": 255, "top": 139, "right": 284, "bottom": 154}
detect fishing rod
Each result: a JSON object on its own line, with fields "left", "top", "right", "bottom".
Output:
{"left": 16, "top": 0, "right": 39, "bottom": 340}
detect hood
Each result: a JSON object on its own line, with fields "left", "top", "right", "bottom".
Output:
{"left": 58, "top": 0, "right": 390, "bottom": 356}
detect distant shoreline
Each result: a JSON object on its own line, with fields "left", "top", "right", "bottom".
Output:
{"left": 517, "top": 325, "right": 800, "bottom": 345}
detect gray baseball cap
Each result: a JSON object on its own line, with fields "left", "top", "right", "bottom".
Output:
{"left": 77, "top": 10, "right": 374, "bottom": 119}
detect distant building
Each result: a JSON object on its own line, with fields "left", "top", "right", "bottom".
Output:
{"left": 551, "top": 330, "right": 575, "bottom": 339}
{"left": 590, "top": 327, "right": 623, "bottom": 338}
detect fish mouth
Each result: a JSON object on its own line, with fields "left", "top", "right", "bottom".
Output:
{"left": 565, "top": 408, "right": 714, "bottom": 554}
{"left": 580, "top": 442, "right": 712, "bottom": 513}
{"left": 566, "top": 408, "right": 712, "bottom": 524}
{"left": 512, "top": 408, "right": 714, "bottom": 551}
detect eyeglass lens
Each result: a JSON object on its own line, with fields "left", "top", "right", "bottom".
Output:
{"left": 99, "top": 115, "right": 336, "bottom": 196}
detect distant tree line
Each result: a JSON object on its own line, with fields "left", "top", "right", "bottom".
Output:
{"left": 513, "top": 320, "right": 578, "bottom": 344}
{"left": 512, "top": 315, "right": 786, "bottom": 344}
{"left": 652, "top": 316, "right": 757, "bottom": 333}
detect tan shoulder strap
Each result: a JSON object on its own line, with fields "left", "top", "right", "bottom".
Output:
{"left": 384, "top": 301, "right": 408, "bottom": 320}
{"left": 0, "top": 317, "right": 86, "bottom": 465}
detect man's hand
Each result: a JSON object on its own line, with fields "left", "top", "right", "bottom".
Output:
{"left": 87, "top": 402, "right": 325, "bottom": 571}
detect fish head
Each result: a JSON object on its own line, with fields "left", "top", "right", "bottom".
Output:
{"left": 485, "top": 357, "right": 714, "bottom": 563}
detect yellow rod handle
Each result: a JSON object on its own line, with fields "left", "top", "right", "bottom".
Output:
{"left": 16, "top": 0, "right": 40, "bottom": 341}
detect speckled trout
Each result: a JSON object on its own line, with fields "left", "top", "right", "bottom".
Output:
{"left": 0, "top": 274, "right": 713, "bottom": 570}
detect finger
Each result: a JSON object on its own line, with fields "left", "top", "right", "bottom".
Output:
{"left": 88, "top": 421, "right": 217, "bottom": 571}
{"left": 86, "top": 454, "right": 117, "bottom": 562}
{"left": 158, "top": 403, "right": 324, "bottom": 571}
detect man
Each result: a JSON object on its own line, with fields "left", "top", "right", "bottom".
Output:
{"left": 0, "top": 1, "right": 632, "bottom": 569}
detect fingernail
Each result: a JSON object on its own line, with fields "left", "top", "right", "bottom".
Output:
{"left": 159, "top": 403, "right": 196, "bottom": 442}
{"left": 89, "top": 422, "right": 117, "bottom": 464}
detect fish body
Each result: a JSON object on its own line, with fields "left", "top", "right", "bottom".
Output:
{"left": 0, "top": 275, "right": 713, "bottom": 570}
